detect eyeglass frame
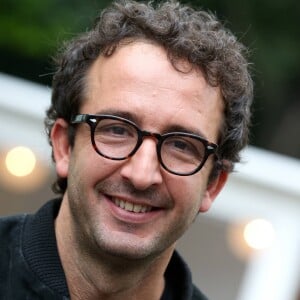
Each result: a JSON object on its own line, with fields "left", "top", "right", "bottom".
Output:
{"left": 71, "top": 114, "right": 218, "bottom": 176}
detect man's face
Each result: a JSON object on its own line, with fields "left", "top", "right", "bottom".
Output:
{"left": 54, "top": 41, "right": 225, "bottom": 260}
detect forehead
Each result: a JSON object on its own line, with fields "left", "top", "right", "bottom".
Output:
{"left": 83, "top": 41, "right": 224, "bottom": 141}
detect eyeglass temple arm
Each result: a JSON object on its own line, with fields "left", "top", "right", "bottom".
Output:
{"left": 72, "top": 114, "right": 88, "bottom": 124}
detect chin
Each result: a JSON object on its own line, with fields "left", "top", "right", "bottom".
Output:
{"left": 93, "top": 233, "right": 168, "bottom": 262}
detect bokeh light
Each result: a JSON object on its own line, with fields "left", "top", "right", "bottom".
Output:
{"left": 5, "top": 146, "right": 36, "bottom": 177}
{"left": 243, "top": 219, "right": 275, "bottom": 250}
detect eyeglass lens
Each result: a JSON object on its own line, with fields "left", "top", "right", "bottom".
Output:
{"left": 92, "top": 118, "right": 207, "bottom": 175}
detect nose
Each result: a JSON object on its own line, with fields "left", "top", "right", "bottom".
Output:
{"left": 120, "top": 138, "right": 163, "bottom": 190}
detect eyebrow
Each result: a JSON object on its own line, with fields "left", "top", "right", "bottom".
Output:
{"left": 94, "top": 109, "right": 138, "bottom": 123}
{"left": 93, "top": 109, "right": 208, "bottom": 140}
{"left": 163, "top": 124, "right": 208, "bottom": 140}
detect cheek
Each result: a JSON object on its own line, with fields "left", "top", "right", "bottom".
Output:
{"left": 165, "top": 175, "right": 206, "bottom": 211}
{"left": 71, "top": 145, "right": 125, "bottom": 188}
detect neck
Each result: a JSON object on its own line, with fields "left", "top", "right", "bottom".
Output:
{"left": 55, "top": 197, "right": 174, "bottom": 300}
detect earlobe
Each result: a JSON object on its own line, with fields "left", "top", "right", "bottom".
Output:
{"left": 51, "top": 119, "right": 71, "bottom": 179}
{"left": 199, "top": 170, "right": 228, "bottom": 213}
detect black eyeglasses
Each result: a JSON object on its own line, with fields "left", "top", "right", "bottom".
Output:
{"left": 71, "top": 114, "right": 218, "bottom": 176}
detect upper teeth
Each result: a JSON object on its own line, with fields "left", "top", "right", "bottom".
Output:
{"left": 113, "top": 198, "right": 151, "bottom": 213}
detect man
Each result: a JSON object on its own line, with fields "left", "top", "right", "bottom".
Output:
{"left": 0, "top": 0, "right": 253, "bottom": 299}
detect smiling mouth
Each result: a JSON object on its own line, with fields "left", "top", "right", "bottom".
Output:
{"left": 112, "top": 197, "right": 153, "bottom": 213}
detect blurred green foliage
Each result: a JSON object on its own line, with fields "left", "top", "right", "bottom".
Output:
{"left": 0, "top": 0, "right": 299, "bottom": 158}
{"left": 0, "top": 0, "right": 109, "bottom": 57}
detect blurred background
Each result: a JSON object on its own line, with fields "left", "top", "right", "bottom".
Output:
{"left": 0, "top": 0, "right": 299, "bottom": 300}
{"left": 1, "top": 0, "right": 300, "bottom": 158}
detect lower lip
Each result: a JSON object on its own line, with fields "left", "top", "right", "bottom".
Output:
{"left": 104, "top": 195, "right": 163, "bottom": 224}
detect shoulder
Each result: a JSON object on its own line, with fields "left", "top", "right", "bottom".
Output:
{"left": 192, "top": 284, "right": 209, "bottom": 300}
{"left": 165, "top": 251, "right": 209, "bottom": 300}
{"left": 0, "top": 214, "right": 27, "bottom": 261}
{"left": 0, "top": 214, "right": 27, "bottom": 242}
{"left": 0, "top": 214, "right": 27, "bottom": 283}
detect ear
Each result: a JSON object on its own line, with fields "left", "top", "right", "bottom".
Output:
{"left": 51, "top": 118, "right": 71, "bottom": 179}
{"left": 199, "top": 170, "right": 228, "bottom": 213}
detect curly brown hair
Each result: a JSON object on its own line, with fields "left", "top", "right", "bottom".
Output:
{"left": 45, "top": 0, "right": 253, "bottom": 194}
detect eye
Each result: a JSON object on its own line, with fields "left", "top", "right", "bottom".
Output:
{"left": 168, "top": 138, "right": 193, "bottom": 152}
{"left": 169, "top": 139, "right": 189, "bottom": 151}
{"left": 163, "top": 136, "right": 205, "bottom": 159}
{"left": 103, "top": 124, "right": 128, "bottom": 136}
{"left": 95, "top": 120, "right": 136, "bottom": 139}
